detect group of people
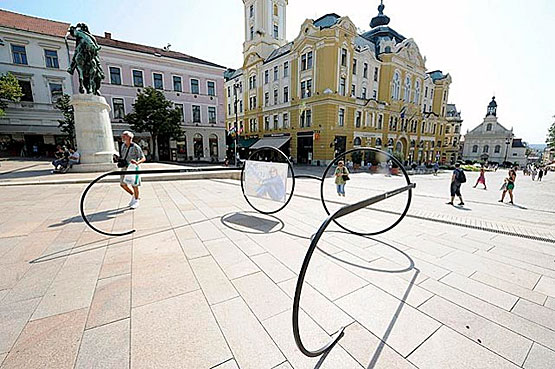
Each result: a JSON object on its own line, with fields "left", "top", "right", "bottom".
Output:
{"left": 51, "top": 145, "right": 80, "bottom": 173}
{"left": 523, "top": 165, "right": 549, "bottom": 181}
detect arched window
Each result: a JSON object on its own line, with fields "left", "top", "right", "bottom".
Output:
{"left": 193, "top": 133, "right": 204, "bottom": 158}
{"left": 414, "top": 80, "right": 420, "bottom": 104}
{"left": 209, "top": 134, "right": 218, "bottom": 159}
{"left": 273, "top": 3, "right": 279, "bottom": 16}
{"left": 483, "top": 145, "right": 489, "bottom": 153}
{"left": 403, "top": 76, "right": 411, "bottom": 103}
{"left": 395, "top": 141, "right": 403, "bottom": 153}
{"left": 375, "top": 138, "right": 382, "bottom": 146}
{"left": 391, "top": 72, "right": 400, "bottom": 100}
{"left": 472, "top": 145, "right": 478, "bottom": 153}
{"left": 486, "top": 123, "right": 492, "bottom": 131}
{"left": 354, "top": 137, "right": 362, "bottom": 146}
{"left": 494, "top": 145, "right": 501, "bottom": 153}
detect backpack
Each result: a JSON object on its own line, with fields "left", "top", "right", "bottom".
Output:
{"left": 455, "top": 169, "right": 466, "bottom": 183}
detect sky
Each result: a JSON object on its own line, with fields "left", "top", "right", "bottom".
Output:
{"left": 3, "top": 0, "right": 554, "bottom": 143}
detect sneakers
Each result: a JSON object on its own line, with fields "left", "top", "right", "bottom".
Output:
{"left": 130, "top": 199, "right": 140, "bottom": 209}
{"left": 128, "top": 197, "right": 135, "bottom": 207}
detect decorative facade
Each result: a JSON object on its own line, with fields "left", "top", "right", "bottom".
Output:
{"left": 225, "top": 0, "right": 455, "bottom": 165}
{"left": 462, "top": 97, "right": 527, "bottom": 166}
{"left": 444, "top": 104, "right": 463, "bottom": 164}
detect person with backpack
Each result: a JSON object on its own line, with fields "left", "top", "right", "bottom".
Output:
{"left": 118, "top": 131, "right": 146, "bottom": 209}
{"left": 334, "top": 160, "right": 349, "bottom": 197}
{"left": 447, "top": 162, "right": 466, "bottom": 206}
{"left": 499, "top": 168, "right": 517, "bottom": 204}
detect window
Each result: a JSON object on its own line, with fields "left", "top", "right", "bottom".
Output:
{"left": 373, "top": 90, "right": 377, "bottom": 99}
{"left": 273, "top": 115, "right": 278, "bottom": 130}
{"left": 44, "top": 50, "right": 59, "bottom": 68}
{"left": 377, "top": 114, "right": 383, "bottom": 129}
{"left": 207, "top": 81, "right": 216, "bottom": 96}
{"left": 252, "top": 76, "right": 256, "bottom": 88}
{"left": 208, "top": 107, "right": 216, "bottom": 123}
{"left": 362, "top": 87, "right": 367, "bottom": 99}
{"left": 392, "top": 72, "right": 400, "bottom": 100}
{"left": 190, "top": 79, "right": 199, "bottom": 94}
{"left": 355, "top": 111, "right": 361, "bottom": 128}
{"left": 250, "top": 4, "right": 254, "bottom": 17}
{"left": 494, "top": 145, "right": 501, "bottom": 153}
{"left": 373, "top": 67, "right": 378, "bottom": 82}
{"left": 351, "top": 84, "right": 356, "bottom": 97}
{"left": 265, "top": 92, "right": 269, "bottom": 106}
{"left": 341, "top": 48, "right": 347, "bottom": 67}
{"left": 273, "top": 89, "right": 278, "bottom": 105}
{"left": 132, "top": 70, "right": 144, "bottom": 87}
{"left": 112, "top": 98, "right": 125, "bottom": 119}
{"left": 264, "top": 116, "right": 270, "bottom": 130}
{"left": 300, "top": 109, "right": 311, "bottom": 128}
{"left": 283, "top": 113, "right": 289, "bottom": 128}
{"left": 363, "top": 63, "right": 368, "bottom": 78}
{"left": 425, "top": 87, "right": 428, "bottom": 98}
{"left": 414, "top": 80, "right": 421, "bottom": 104}
{"left": 283, "top": 86, "right": 289, "bottom": 102}
{"left": 250, "top": 26, "right": 254, "bottom": 40}
{"left": 153, "top": 73, "right": 163, "bottom": 90}
{"left": 173, "top": 76, "right": 182, "bottom": 92}
{"left": 11, "top": 45, "right": 27, "bottom": 65}
{"left": 249, "top": 96, "right": 257, "bottom": 110}
{"left": 284, "top": 61, "right": 289, "bottom": 77}
{"left": 338, "top": 108, "right": 345, "bottom": 127}
{"left": 301, "top": 51, "right": 313, "bottom": 71}
{"left": 301, "top": 79, "right": 312, "bottom": 98}
{"left": 228, "top": 104, "right": 231, "bottom": 115}
{"left": 486, "top": 123, "right": 492, "bottom": 131}
{"left": 250, "top": 118, "right": 258, "bottom": 132}
{"left": 49, "top": 83, "right": 63, "bottom": 103}
{"left": 192, "top": 105, "right": 201, "bottom": 123}
{"left": 404, "top": 76, "right": 411, "bottom": 103}
{"left": 264, "top": 70, "right": 269, "bottom": 84}
{"left": 273, "top": 3, "right": 278, "bottom": 16}
{"left": 483, "top": 145, "right": 489, "bottom": 153}
{"left": 472, "top": 145, "right": 478, "bottom": 153}
{"left": 339, "top": 77, "right": 346, "bottom": 96}
{"left": 273, "top": 24, "right": 279, "bottom": 39}
{"left": 273, "top": 66, "right": 278, "bottom": 81}
{"left": 352, "top": 59, "right": 357, "bottom": 75}
{"left": 239, "top": 100, "right": 243, "bottom": 113}
{"left": 175, "top": 103, "right": 184, "bottom": 121}
{"left": 110, "top": 67, "right": 122, "bottom": 85}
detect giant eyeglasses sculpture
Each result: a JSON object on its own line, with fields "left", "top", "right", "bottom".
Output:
{"left": 80, "top": 146, "right": 415, "bottom": 358}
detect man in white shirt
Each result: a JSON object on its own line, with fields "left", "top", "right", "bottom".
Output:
{"left": 69, "top": 149, "right": 80, "bottom": 165}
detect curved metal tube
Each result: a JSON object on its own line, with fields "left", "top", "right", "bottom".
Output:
{"left": 292, "top": 182, "right": 415, "bottom": 357}
{"left": 80, "top": 167, "right": 241, "bottom": 237}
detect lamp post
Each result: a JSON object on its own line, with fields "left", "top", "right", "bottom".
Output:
{"left": 233, "top": 82, "right": 240, "bottom": 166}
{"left": 503, "top": 137, "right": 511, "bottom": 166}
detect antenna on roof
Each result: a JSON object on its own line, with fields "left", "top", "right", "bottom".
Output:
{"left": 163, "top": 43, "right": 171, "bottom": 51}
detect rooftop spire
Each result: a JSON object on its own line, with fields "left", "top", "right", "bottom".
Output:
{"left": 370, "top": 0, "right": 390, "bottom": 28}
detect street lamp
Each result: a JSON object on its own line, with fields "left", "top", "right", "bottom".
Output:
{"left": 233, "top": 82, "right": 240, "bottom": 166}
{"left": 503, "top": 137, "right": 511, "bottom": 166}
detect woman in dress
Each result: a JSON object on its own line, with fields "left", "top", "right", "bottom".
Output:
{"left": 499, "top": 168, "right": 517, "bottom": 204}
{"left": 473, "top": 167, "right": 487, "bottom": 190}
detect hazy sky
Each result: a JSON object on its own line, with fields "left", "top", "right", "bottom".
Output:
{"left": 4, "top": 0, "right": 553, "bottom": 143}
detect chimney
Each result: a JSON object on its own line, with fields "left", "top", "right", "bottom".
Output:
{"left": 104, "top": 32, "right": 111, "bottom": 39}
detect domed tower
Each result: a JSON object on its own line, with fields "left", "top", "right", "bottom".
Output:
{"left": 243, "top": 0, "right": 288, "bottom": 60}
{"left": 486, "top": 96, "right": 497, "bottom": 117}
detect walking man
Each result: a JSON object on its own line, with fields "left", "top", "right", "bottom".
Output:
{"left": 447, "top": 162, "right": 466, "bottom": 206}
{"left": 119, "top": 131, "right": 146, "bottom": 209}
{"left": 538, "top": 167, "right": 544, "bottom": 182}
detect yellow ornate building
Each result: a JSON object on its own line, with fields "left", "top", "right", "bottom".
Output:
{"left": 225, "top": 0, "right": 454, "bottom": 165}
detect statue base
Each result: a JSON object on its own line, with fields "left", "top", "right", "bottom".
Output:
{"left": 71, "top": 94, "right": 118, "bottom": 172}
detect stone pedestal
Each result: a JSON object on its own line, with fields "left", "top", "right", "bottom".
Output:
{"left": 70, "top": 94, "right": 118, "bottom": 172}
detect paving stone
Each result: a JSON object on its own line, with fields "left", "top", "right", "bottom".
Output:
{"left": 262, "top": 310, "right": 364, "bottom": 369}
{"left": 271, "top": 363, "right": 293, "bottom": 369}
{"left": 232, "top": 237, "right": 266, "bottom": 256}
{"left": 2, "top": 308, "right": 88, "bottom": 369}
{"left": 0, "top": 352, "right": 6, "bottom": 366}
{"left": 98, "top": 242, "right": 132, "bottom": 279}
{"left": 534, "top": 276, "right": 555, "bottom": 298}
{"left": 407, "top": 325, "right": 520, "bottom": 368}
{"left": 252, "top": 252, "right": 295, "bottom": 284}
{"left": 545, "top": 297, "right": 555, "bottom": 310}
{"left": 31, "top": 248, "right": 105, "bottom": 320}
{"left": 0, "top": 298, "right": 41, "bottom": 353}
{"left": 131, "top": 290, "right": 231, "bottom": 368}
{"left": 471, "top": 271, "right": 547, "bottom": 305}
{"left": 339, "top": 322, "right": 417, "bottom": 368}
{"left": 212, "top": 359, "right": 240, "bottom": 368}
{"left": 191, "top": 219, "right": 225, "bottom": 241}
{"left": 204, "top": 238, "right": 259, "bottom": 280}
{"left": 440, "top": 272, "right": 519, "bottom": 310}
{"left": 279, "top": 278, "right": 353, "bottom": 335}
{"left": 488, "top": 245, "right": 555, "bottom": 271}
{"left": 190, "top": 256, "right": 238, "bottom": 305}
{"left": 75, "top": 319, "right": 130, "bottom": 369}
{"left": 512, "top": 299, "right": 555, "bottom": 331}
{"left": 86, "top": 273, "right": 130, "bottom": 329}
{"left": 419, "top": 295, "right": 532, "bottom": 366}
{"left": 523, "top": 343, "right": 555, "bottom": 369}
{"left": 232, "top": 272, "right": 290, "bottom": 321}
{"left": 212, "top": 297, "right": 285, "bottom": 369}
{"left": 132, "top": 230, "right": 198, "bottom": 307}
{"left": 335, "top": 283, "right": 440, "bottom": 357}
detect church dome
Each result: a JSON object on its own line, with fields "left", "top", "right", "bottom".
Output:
{"left": 486, "top": 96, "right": 497, "bottom": 116}
{"left": 370, "top": 1, "right": 390, "bottom": 28}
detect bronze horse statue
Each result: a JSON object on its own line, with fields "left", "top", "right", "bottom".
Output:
{"left": 66, "top": 23, "right": 104, "bottom": 95}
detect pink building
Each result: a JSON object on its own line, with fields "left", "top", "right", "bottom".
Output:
{"left": 71, "top": 32, "right": 227, "bottom": 162}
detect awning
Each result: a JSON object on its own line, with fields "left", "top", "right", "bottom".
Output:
{"left": 231, "top": 138, "right": 258, "bottom": 149}
{"left": 250, "top": 136, "right": 291, "bottom": 150}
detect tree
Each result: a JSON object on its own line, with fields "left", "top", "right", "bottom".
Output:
{"left": 547, "top": 116, "right": 555, "bottom": 149}
{"left": 0, "top": 72, "right": 23, "bottom": 116}
{"left": 54, "top": 94, "right": 75, "bottom": 147}
{"left": 124, "top": 87, "right": 183, "bottom": 161}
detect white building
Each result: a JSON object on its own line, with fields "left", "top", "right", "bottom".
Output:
{"left": 0, "top": 9, "right": 72, "bottom": 156}
{"left": 462, "top": 97, "right": 526, "bottom": 166}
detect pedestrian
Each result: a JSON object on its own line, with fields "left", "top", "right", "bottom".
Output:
{"left": 433, "top": 162, "right": 439, "bottom": 176}
{"left": 68, "top": 148, "right": 80, "bottom": 166}
{"left": 473, "top": 167, "right": 487, "bottom": 189}
{"left": 118, "top": 131, "right": 146, "bottom": 209}
{"left": 447, "top": 162, "right": 465, "bottom": 206}
{"left": 538, "top": 167, "right": 544, "bottom": 182}
{"left": 334, "top": 160, "right": 349, "bottom": 197}
{"left": 531, "top": 167, "right": 537, "bottom": 181}
{"left": 499, "top": 168, "right": 517, "bottom": 204}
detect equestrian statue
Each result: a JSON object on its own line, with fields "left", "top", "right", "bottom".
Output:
{"left": 66, "top": 23, "right": 104, "bottom": 95}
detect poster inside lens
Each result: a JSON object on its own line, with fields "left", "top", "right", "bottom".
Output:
{"left": 244, "top": 160, "right": 288, "bottom": 203}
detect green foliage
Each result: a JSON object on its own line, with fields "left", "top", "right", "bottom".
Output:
{"left": 124, "top": 87, "right": 184, "bottom": 160}
{"left": 54, "top": 94, "right": 75, "bottom": 147}
{"left": 0, "top": 72, "right": 23, "bottom": 116}
{"left": 547, "top": 118, "right": 555, "bottom": 149}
